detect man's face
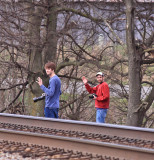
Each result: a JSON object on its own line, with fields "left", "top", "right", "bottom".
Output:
{"left": 45, "top": 68, "right": 53, "bottom": 76}
{"left": 96, "top": 75, "right": 103, "bottom": 83}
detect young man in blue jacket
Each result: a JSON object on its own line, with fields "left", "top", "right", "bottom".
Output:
{"left": 37, "top": 62, "right": 61, "bottom": 118}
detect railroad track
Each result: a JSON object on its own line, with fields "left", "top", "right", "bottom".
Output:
{"left": 0, "top": 113, "right": 154, "bottom": 160}
{"left": 0, "top": 113, "right": 153, "bottom": 141}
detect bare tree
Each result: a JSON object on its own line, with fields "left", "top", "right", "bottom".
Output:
{"left": 0, "top": 0, "right": 153, "bottom": 127}
{"left": 125, "top": 0, "right": 154, "bottom": 126}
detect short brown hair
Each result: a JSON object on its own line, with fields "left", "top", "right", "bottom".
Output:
{"left": 45, "top": 62, "right": 56, "bottom": 71}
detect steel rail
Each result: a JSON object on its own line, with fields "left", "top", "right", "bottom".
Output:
{"left": 0, "top": 113, "right": 154, "bottom": 141}
{"left": 0, "top": 128, "right": 154, "bottom": 160}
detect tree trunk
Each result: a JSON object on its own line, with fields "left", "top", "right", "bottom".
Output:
{"left": 42, "top": 0, "right": 58, "bottom": 65}
{"left": 0, "top": 90, "right": 5, "bottom": 111}
{"left": 26, "top": 0, "right": 58, "bottom": 116}
{"left": 125, "top": 0, "right": 142, "bottom": 126}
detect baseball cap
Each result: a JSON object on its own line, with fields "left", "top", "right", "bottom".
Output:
{"left": 96, "top": 72, "right": 104, "bottom": 77}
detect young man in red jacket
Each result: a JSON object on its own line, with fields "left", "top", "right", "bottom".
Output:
{"left": 82, "top": 72, "right": 110, "bottom": 123}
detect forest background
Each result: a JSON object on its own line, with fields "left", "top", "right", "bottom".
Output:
{"left": 0, "top": 0, "right": 153, "bottom": 128}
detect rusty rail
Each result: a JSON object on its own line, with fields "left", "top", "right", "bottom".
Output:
{"left": 0, "top": 113, "right": 154, "bottom": 141}
{"left": 0, "top": 128, "right": 154, "bottom": 160}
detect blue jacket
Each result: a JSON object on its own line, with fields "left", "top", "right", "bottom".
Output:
{"left": 40, "top": 75, "right": 61, "bottom": 108}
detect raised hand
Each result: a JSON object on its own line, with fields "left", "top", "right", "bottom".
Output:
{"left": 36, "top": 77, "right": 43, "bottom": 86}
{"left": 82, "top": 76, "right": 88, "bottom": 84}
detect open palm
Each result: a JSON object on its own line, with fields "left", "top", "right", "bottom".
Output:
{"left": 82, "top": 76, "right": 88, "bottom": 84}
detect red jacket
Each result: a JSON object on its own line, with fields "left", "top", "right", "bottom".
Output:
{"left": 85, "top": 82, "right": 110, "bottom": 109}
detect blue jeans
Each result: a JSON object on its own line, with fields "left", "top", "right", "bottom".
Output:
{"left": 96, "top": 108, "right": 108, "bottom": 123}
{"left": 44, "top": 107, "right": 59, "bottom": 118}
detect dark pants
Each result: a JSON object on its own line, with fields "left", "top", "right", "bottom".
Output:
{"left": 44, "top": 107, "right": 59, "bottom": 118}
